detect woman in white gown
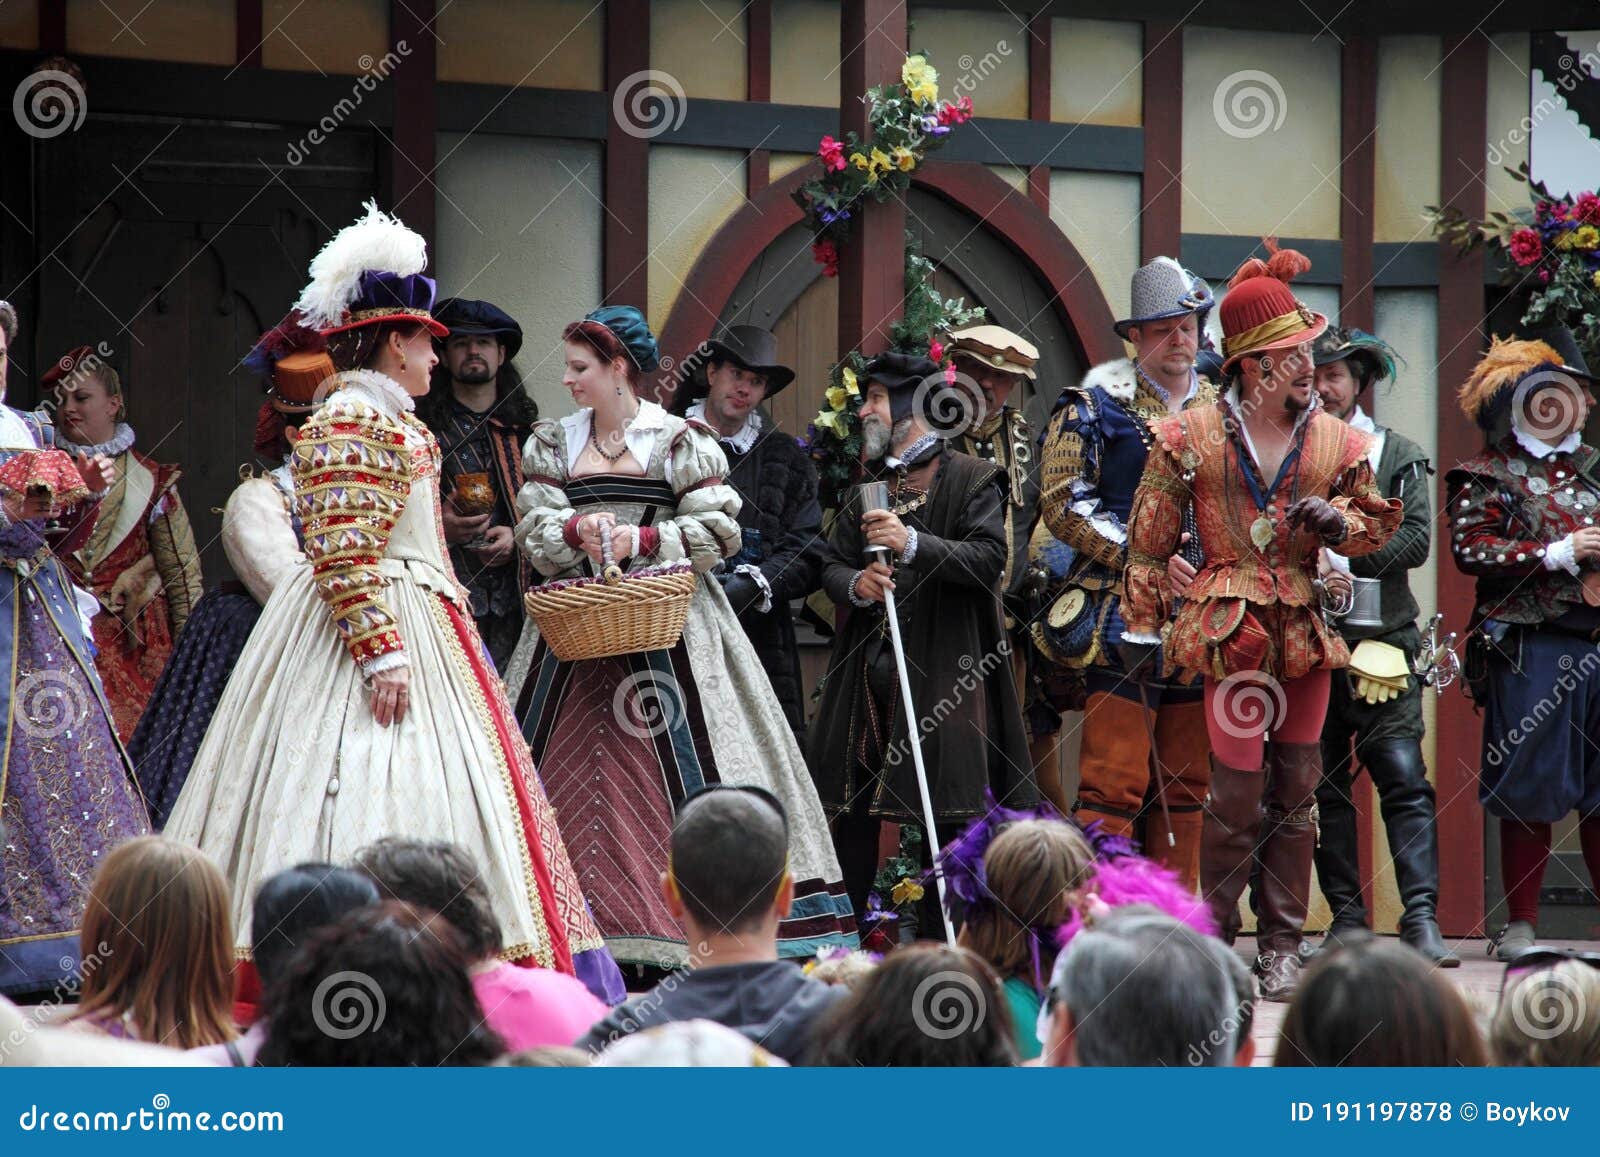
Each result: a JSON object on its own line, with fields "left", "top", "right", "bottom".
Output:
{"left": 167, "top": 206, "right": 621, "bottom": 1001}
{"left": 503, "top": 308, "right": 856, "bottom": 969}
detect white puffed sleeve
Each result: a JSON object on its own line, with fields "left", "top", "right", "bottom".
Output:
{"left": 655, "top": 419, "right": 741, "bottom": 573}
{"left": 221, "top": 475, "right": 307, "bottom": 605}
{"left": 513, "top": 421, "right": 585, "bottom": 578}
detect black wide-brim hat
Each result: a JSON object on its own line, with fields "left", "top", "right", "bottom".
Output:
{"left": 433, "top": 297, "right": 523, "bottom": 361}
{"left": 681, "top": 324, "right": 796, "bottom": 401}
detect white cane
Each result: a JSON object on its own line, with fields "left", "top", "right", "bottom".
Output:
{"left": 859, "top": 481, "right": 957, "bottom": 948}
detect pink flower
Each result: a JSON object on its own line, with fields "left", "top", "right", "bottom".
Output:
{"left": 937, "top": 95, "right": 974, "bottom": 126}
{"left": 817, "top": 135, "right": 847, "bottom": 173}
{"left": 928, "top": 339, "right": 945, "bottom": 362}
{"left": 944, "top": 364, "right": 957, "bottom": 385}
{"left": 812, "top": 239, "right": 840, "bottom": 277}
{"left": 1508, "top": 227, "right": 1543, "bottom": 267}
{"left": 1575, "top": 191, "right": 1600, "bottom": 225}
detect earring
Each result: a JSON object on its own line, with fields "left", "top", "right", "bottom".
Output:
{"left": 616, "top": 385, "right": 623, "bottom": 396}
{"left": 401, "top": 355, "right": 408, "bottom": 372}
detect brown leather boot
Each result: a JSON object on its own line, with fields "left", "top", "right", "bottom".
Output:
{"left": 1255, "top": 741, "right": 1322, "bottom": 1002}
{"left": 1145, "top": 804, "right": 1205, "bottom": 896}
{"left": 1200, "top": 755, "right": 1265, "bottom": 945}
{"left": 1029, "top": 731, "right": 1072, "bottom": 817}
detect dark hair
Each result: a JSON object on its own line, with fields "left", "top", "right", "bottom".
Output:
{"left": 0, "top": 300, "right": 15, "bottom": 344}
{"left": 1275, "top": 935, "right": 1486, "bottom": 1067}
{"left": 670, "top": 788, "right": 789, "bottom": 936}
{"left": 421, "top": 341, "right": 538, "bottom": 429}
{"left": 805, "top": 944, "right": 1018, "bottom": 1067}
{"left": 251, "top": 862, "right": 380, "bottom": 988}
{"left": 562, "top": 319, "right": 640, "bottom": 387}
{"left": 256, "top": 902, "right": 504, "bottom": 1067}
{"left": 353, "top": 838, "right": 503, "bottom": 960}
{"left": 326, "top": 321, "right": 427, "bottom": 373}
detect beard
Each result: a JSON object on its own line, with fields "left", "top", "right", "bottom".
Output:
{"left": 455, "top": 361, "right": 494, "bottom": 386}
{"left": 861, "top": 415, "right": 891, "bottom": 460}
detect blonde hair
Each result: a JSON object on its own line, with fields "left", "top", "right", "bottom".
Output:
{"left": 957, "top": 819, "right": 1096, "bottom": 982}
{"left": 1491, "top": 961, "right": 1600, "bottom": 1066}
{"left": 70, "top": 837, "right": 237, "bottom": 1049}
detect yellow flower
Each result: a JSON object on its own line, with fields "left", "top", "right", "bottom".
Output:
{"left": 891, "top": 146, "right": 916, "bottom": 172}
{"left": 869, "top": 147, "right": 892, "bottom": 174}
{"left": 1573, "top": 225, "right": 1600, "bottom": 251}
{"left": 825, "top": 384, "right": 851, "bottom": 410}
{"left": 891, "top": 877, "right": 925, "bottom": 906}
{"left": 1592, "top": 270, "right": 1600, "bottom": 290}
{"left": 814, "top": 409, "right": 844, "bottom": 435}
{"left": 902, "top": 54, "right": 938, "bottom": 102}
{"left": 850, "top": 151, "right": 869, "bottom": 171}
{"left": 842, "top": 366, "right": 860, "bottom": 395}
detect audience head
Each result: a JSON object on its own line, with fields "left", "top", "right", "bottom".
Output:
{"left": 354, "top": 838, "right": 503, "bottom": 962}
{"left": 1491, "top": 956, "right": 1600, "bottom": 1066}
{"left": 1275, "top": 934, "right": 1486, "bottom": 1066}
{"left": 805, "top": 944, "right": 1018, "bottom": 1067}
{"left": 251, "top": 862, "right": 380, "bottom": 989}
{"left": 1043, "top": 905, "right": 1241, "bottom": 1067}
{"left": 958, "top": 818, "right": 1095, "bottom": 987}
{"left": 595, "top": 1020, "right": 787, "bottom": 1067}
{"left": 72, "top": 836, "right": 236, "bottom": 1049}
{"left": 499, "top": 1045, "right": 593, "bottom": 1067}
{"left": 665, "top": 786, "right": 792, "bottom": 946}
{"left": 256, "top": 902, "right": 503, "bottom": 1067}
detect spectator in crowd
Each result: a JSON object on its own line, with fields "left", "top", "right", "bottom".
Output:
{"left": 594, "top": 1019, "right": 788, "bottom": 1067}
{"left": 577, "top": 787, "right": 846, "bottom": 1063}
{"left": 1039, "top": 906, "right": 1242, "bottom": 1066}
{"left": 957, "top": 818, "right": 1095, "bottom": 1060}
{"left": 2, "top": 995, "right": 207, "bottom": 1067}
{"left": 499, "top": 1046, "right": 592, "bottom": 1067}
{"left": 1275, "top": 935, "right": 1486, "bottom": 1066}
{"left": 1491, "top": 955, "right": 1600, "bottom": 1066}
{"left": 66, "top": 837, "right": 236, "bottom": 1049}
{"left": 256, "top": 902, "right": 503, "bottom": 1067}
{"left": 190, "top": 863, "right": 379, "bottom": 1066}
{"left": 355, "top": 837, "right": 607, "bottom": 1050}
{"left": 805, "top": 944, "right": 1018, "bottom": 1066}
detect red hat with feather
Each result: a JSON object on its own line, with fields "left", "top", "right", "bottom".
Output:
{"left": 1219, "top": 238, "right": 1328, "bottom": 371}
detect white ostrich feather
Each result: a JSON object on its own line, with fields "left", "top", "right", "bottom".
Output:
{"left": 293, "top": 200, "right": 428, "bottom": 329}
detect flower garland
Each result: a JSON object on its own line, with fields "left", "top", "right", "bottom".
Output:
{"left": 800, "top": 241, "right": 985, "bottom": 511}
{"left": 1432, "top": 164, "right": 1600, "bottom": 362}
{"left": 794, "top": 52, "right": 973, "bottom": 276}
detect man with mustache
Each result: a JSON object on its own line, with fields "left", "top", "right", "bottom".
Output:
{"left": 668, "top": 326, "right": 822, "bottom": 739}
{"left": 1120, "top": 243, "right": 1401, "bottom": 999}
{"left": 808, "top": 351, "right": 1035, "bottom": 922}
{"left": 421, "top": 297, "right": 538, "bottom": 671}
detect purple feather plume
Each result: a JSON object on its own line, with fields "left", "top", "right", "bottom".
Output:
{"left": 1053, "top": 854, "right": 1217, "bottom": 950}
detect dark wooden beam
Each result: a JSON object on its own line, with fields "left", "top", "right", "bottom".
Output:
{"left": 604, "top": 0, "right": 650, "bottom": 309}
{"left": 747, "top": 0, "right": 772, "bottom": 199}
{"left": 1434, "top": 30, "right": 1490, "bottom": 940}
{"left": 235, "top": 0, "right": 263, "bottom": 69}
{"left": 1339, "top": 34, "right": 1378, "bottom": 334}
{"left": 837, "top": 0, "right": 907, "bottom": 357}
{"left": 387, "top": 0, "right": 437, "bottom": 260}
{"left": 1026, "top": 10, "right": 1050, "bottom": 214}
{"left": 1140, "top": 20, "right": 1182, "bottom": 263}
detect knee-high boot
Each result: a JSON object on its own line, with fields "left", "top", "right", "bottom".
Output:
{"left": 1312, "top": 739, "right": 1368, "bottom": 933}
{"left": 1200, "top": 755, "right": 1265, "bottom": 945}
{"left": 1255, "top": 742, "right": 1321, "bottom": 1002}
{"left": 1364, "top": 737, "right": 1458, "bottom": 966}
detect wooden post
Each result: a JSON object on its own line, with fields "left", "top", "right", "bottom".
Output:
{"left": 747, "top": 0, "right": 772, "bottom": 198}
{"left": 604, "top": 0, "right": 651, "bottom": 308}
{"left": 1027, "top": 11, "right": 1050, "bottom": 214}
{"left": 1140, "top": 21, "right": 1182, "bottom": 264}
{"left": 837, "top": 0, "right": 908, "bottom": 357}
{"left": 388, "top": 0, "right": 437, "bottom": 261}
{"left": 1433, "top": 31, "right": 1490, "bottom": 939}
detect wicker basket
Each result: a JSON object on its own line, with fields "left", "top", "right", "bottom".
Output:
{"left": 524, "top": 533, "right": 698, "bottom": 661}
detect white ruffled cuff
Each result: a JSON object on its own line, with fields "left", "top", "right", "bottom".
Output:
{"left": 361, "top": 651, "right": 411, "bottom": 677}
{"left": 733, "top": 563, "right": 773, "bottom": 613}
{"left": 1071, "top": 498, "right": 1127, "bottom": 545}
{"left": 1119, "top": 630, "right": 1163, "bottom": 645}
{"left": 1545, "top": 534, "right": 1580, "bottom": 575}
{"left": 847, "top": 570, "right": 874, "bottom": 608}
{"left": 900, "top": 526, "right": 920, "bottom": 565}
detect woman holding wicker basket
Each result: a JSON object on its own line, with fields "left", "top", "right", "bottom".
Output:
{"left": 504, "top": 307, "right": 857, "bottom": 969}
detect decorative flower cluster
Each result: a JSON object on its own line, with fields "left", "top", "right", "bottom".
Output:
{"left": 1432, "top": 166, "right": 1600, "bottom": 363}
{"left": 794, "top": 53, "right": 974, "bottom": 276}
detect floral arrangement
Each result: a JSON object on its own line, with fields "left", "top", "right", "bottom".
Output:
{"left": 1431, "top": 165, "right": 1600, "bottom": 362}
{"left": 801, "top": 242, "right": 986, "bottom": 511}
{"left": 794, "top": 52, "right": 973, "bottom": 276}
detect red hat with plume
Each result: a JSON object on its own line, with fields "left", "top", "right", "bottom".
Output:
{"left": 1219, "top": 238, "right": 1328, "bottom": 371}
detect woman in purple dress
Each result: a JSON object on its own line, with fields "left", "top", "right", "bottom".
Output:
{"left": 0, "top": 301, "right": 150, "bottom": 996}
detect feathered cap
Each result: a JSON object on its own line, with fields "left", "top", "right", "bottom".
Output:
{"left": 1458, "top": 336, "right": 1596, "bottom": 431}
{"left": 245, "top": 311, "right": 336, "bottom": 412}
{"left": 1312, "top": 325, "right": 1401, "bottom": 387}
{"left": 1219, "top": 237, "right": 1328, "bottom": 371}
{"left": 292, "top": 201, "right": 447, "bottom": 339}
{"left": 1115, "top": 257, "right": 1214, "bottom": 340}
